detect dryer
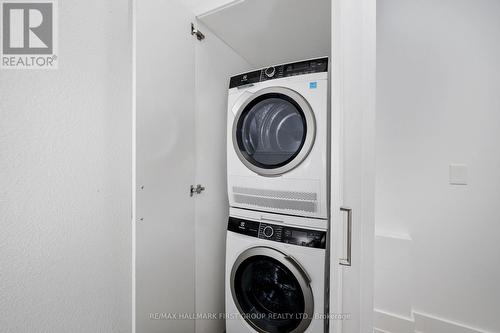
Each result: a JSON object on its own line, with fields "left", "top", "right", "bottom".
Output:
{"left": 227, "top": 58, "right": 329, "bottom": 219}
{"left": 225, "top": 207, "right": 328, "bottom": 333}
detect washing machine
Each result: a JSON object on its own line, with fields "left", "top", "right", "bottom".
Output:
{"left": 226, "top": 207, "right": 328, "bottom": 333}
{"left": 227, "top": 57, "right": 329, "bottom": 219}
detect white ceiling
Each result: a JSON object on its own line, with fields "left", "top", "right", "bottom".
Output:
{"left": 179, "top": 0, "right": 237, "bottom": 16}
{"left": 196, "top": 0, "right": 331, "bottom": 68}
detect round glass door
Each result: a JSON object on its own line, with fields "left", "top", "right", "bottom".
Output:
{"left": 233, "top": 87, "right": 316, "bottom": 176}
{"left": 230, "top": 247, "right": 313, "bottom": 333}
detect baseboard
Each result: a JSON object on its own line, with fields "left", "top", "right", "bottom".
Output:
{"left": 374, "top": 309, "right": 413, "bottom": 333}
{"left": 413, "top": 311, "right": 494, "bottom": 333}
{"left": 373, "top": 329, "right": 391, "bottom": 333}
{"left": 374, "top": 309, "right": 493, "bottom": 333}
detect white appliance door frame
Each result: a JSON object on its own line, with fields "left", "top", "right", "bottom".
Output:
{"left": 231, "top": 86, "right": 316, "bottom": 177}
{"left": 229, "top": 246, "right": 315, "bottom": 333}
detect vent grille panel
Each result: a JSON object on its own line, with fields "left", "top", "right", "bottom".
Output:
{"left": 233, "top": 187, "right": 317, "bottom": 201}
{"left": 233, "top": 194, "right": 317, "bottom": 213}
{"left": 232, "top": 186, "right": 318, "bottom": 213}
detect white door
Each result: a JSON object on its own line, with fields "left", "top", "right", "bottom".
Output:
{"left": 193, "top": 21, "right": 252, "bottom": 333}
{"left": 135, "top": 0, "right": 196, "bottom": 332}
{"left": 330, "top": 0, "right": 376, "bottom": 332}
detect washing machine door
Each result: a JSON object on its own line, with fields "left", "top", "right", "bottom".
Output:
{"left": 230, "top": 247, "right": 314, "bottom": 333}
{"left": 232, "top": 87, "right": 316, "bottom": 176}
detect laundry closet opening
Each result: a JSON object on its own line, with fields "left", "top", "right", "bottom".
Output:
{"left": 135, "top": 0, "right": 332, "bottom": 332}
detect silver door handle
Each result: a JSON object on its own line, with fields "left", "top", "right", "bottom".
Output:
{"left": 339, "top": 207, "right": 352, "bottom": 266}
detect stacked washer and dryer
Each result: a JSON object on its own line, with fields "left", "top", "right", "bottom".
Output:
{"left": 225, "top": 57, "right": 330, "bottom": 333}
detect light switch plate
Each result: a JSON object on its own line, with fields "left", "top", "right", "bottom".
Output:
{"left": 449, "top": 164, "right": 468, "bottom": 185}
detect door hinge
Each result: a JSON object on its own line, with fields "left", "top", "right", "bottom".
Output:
{"left": 190, "top": 184, "right": 205, "bottom": 197}
{"left": 191, "top": 23, "right": 205, "bottom": 41}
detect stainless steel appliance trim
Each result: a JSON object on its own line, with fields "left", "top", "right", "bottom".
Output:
{"left": 232, "top": 86, "right": 316, "bottom": 176}
{"left": 230, "top": 246, "right": 314, "bottom": 333}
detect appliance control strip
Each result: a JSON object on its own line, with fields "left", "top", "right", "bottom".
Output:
{"left": 228, "top": 217, "right": 326, "bottom": 249}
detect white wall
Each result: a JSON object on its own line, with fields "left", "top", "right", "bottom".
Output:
{"left": 194, "top": 21, "right": 251, "bottom": 333}
{"left": 0, "top": 1, "right": 132, "bottom": 332}
{"left": 376, "top": 1, "right": 500, "bottom": 332}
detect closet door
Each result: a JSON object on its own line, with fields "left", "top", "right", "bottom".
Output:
{"left": 330, "top": 0, "right": 376, "bottom": 332}
{"left": 135, "top": 1, "right": 196, "bottom": 332}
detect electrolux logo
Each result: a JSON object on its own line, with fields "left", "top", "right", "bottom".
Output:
{"left": 1, "top": 0, "right": 58, "bottom": 69}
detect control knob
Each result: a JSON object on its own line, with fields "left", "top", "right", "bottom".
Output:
{"left": 263, "top": 226, "right": 274, "bottom": 238}
{"left": 264, "top": 66, "right": 275, "bottom": 78}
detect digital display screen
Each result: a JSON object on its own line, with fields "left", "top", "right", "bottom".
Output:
{"left": 286, "top": 62, "right": 310, "bottom": 72}
{"left": 293, "top": 62, "right": 310, "bottom": 71}
{"left": 292, "top": 230, "right": 308, "bottom": 239}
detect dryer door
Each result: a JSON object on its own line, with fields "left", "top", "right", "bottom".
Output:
{"left": 230, "top": 247, "right": 314, "bottom": 333}
{"left": 232, "top": 87, "right": 316, "bottom": 176}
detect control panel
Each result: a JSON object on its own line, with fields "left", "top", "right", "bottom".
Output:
{"left": 228, "top": 217, "right": 326, "bottom": 249}
{"left": 229, "top": 57, "right": 328, "bottom": 88}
